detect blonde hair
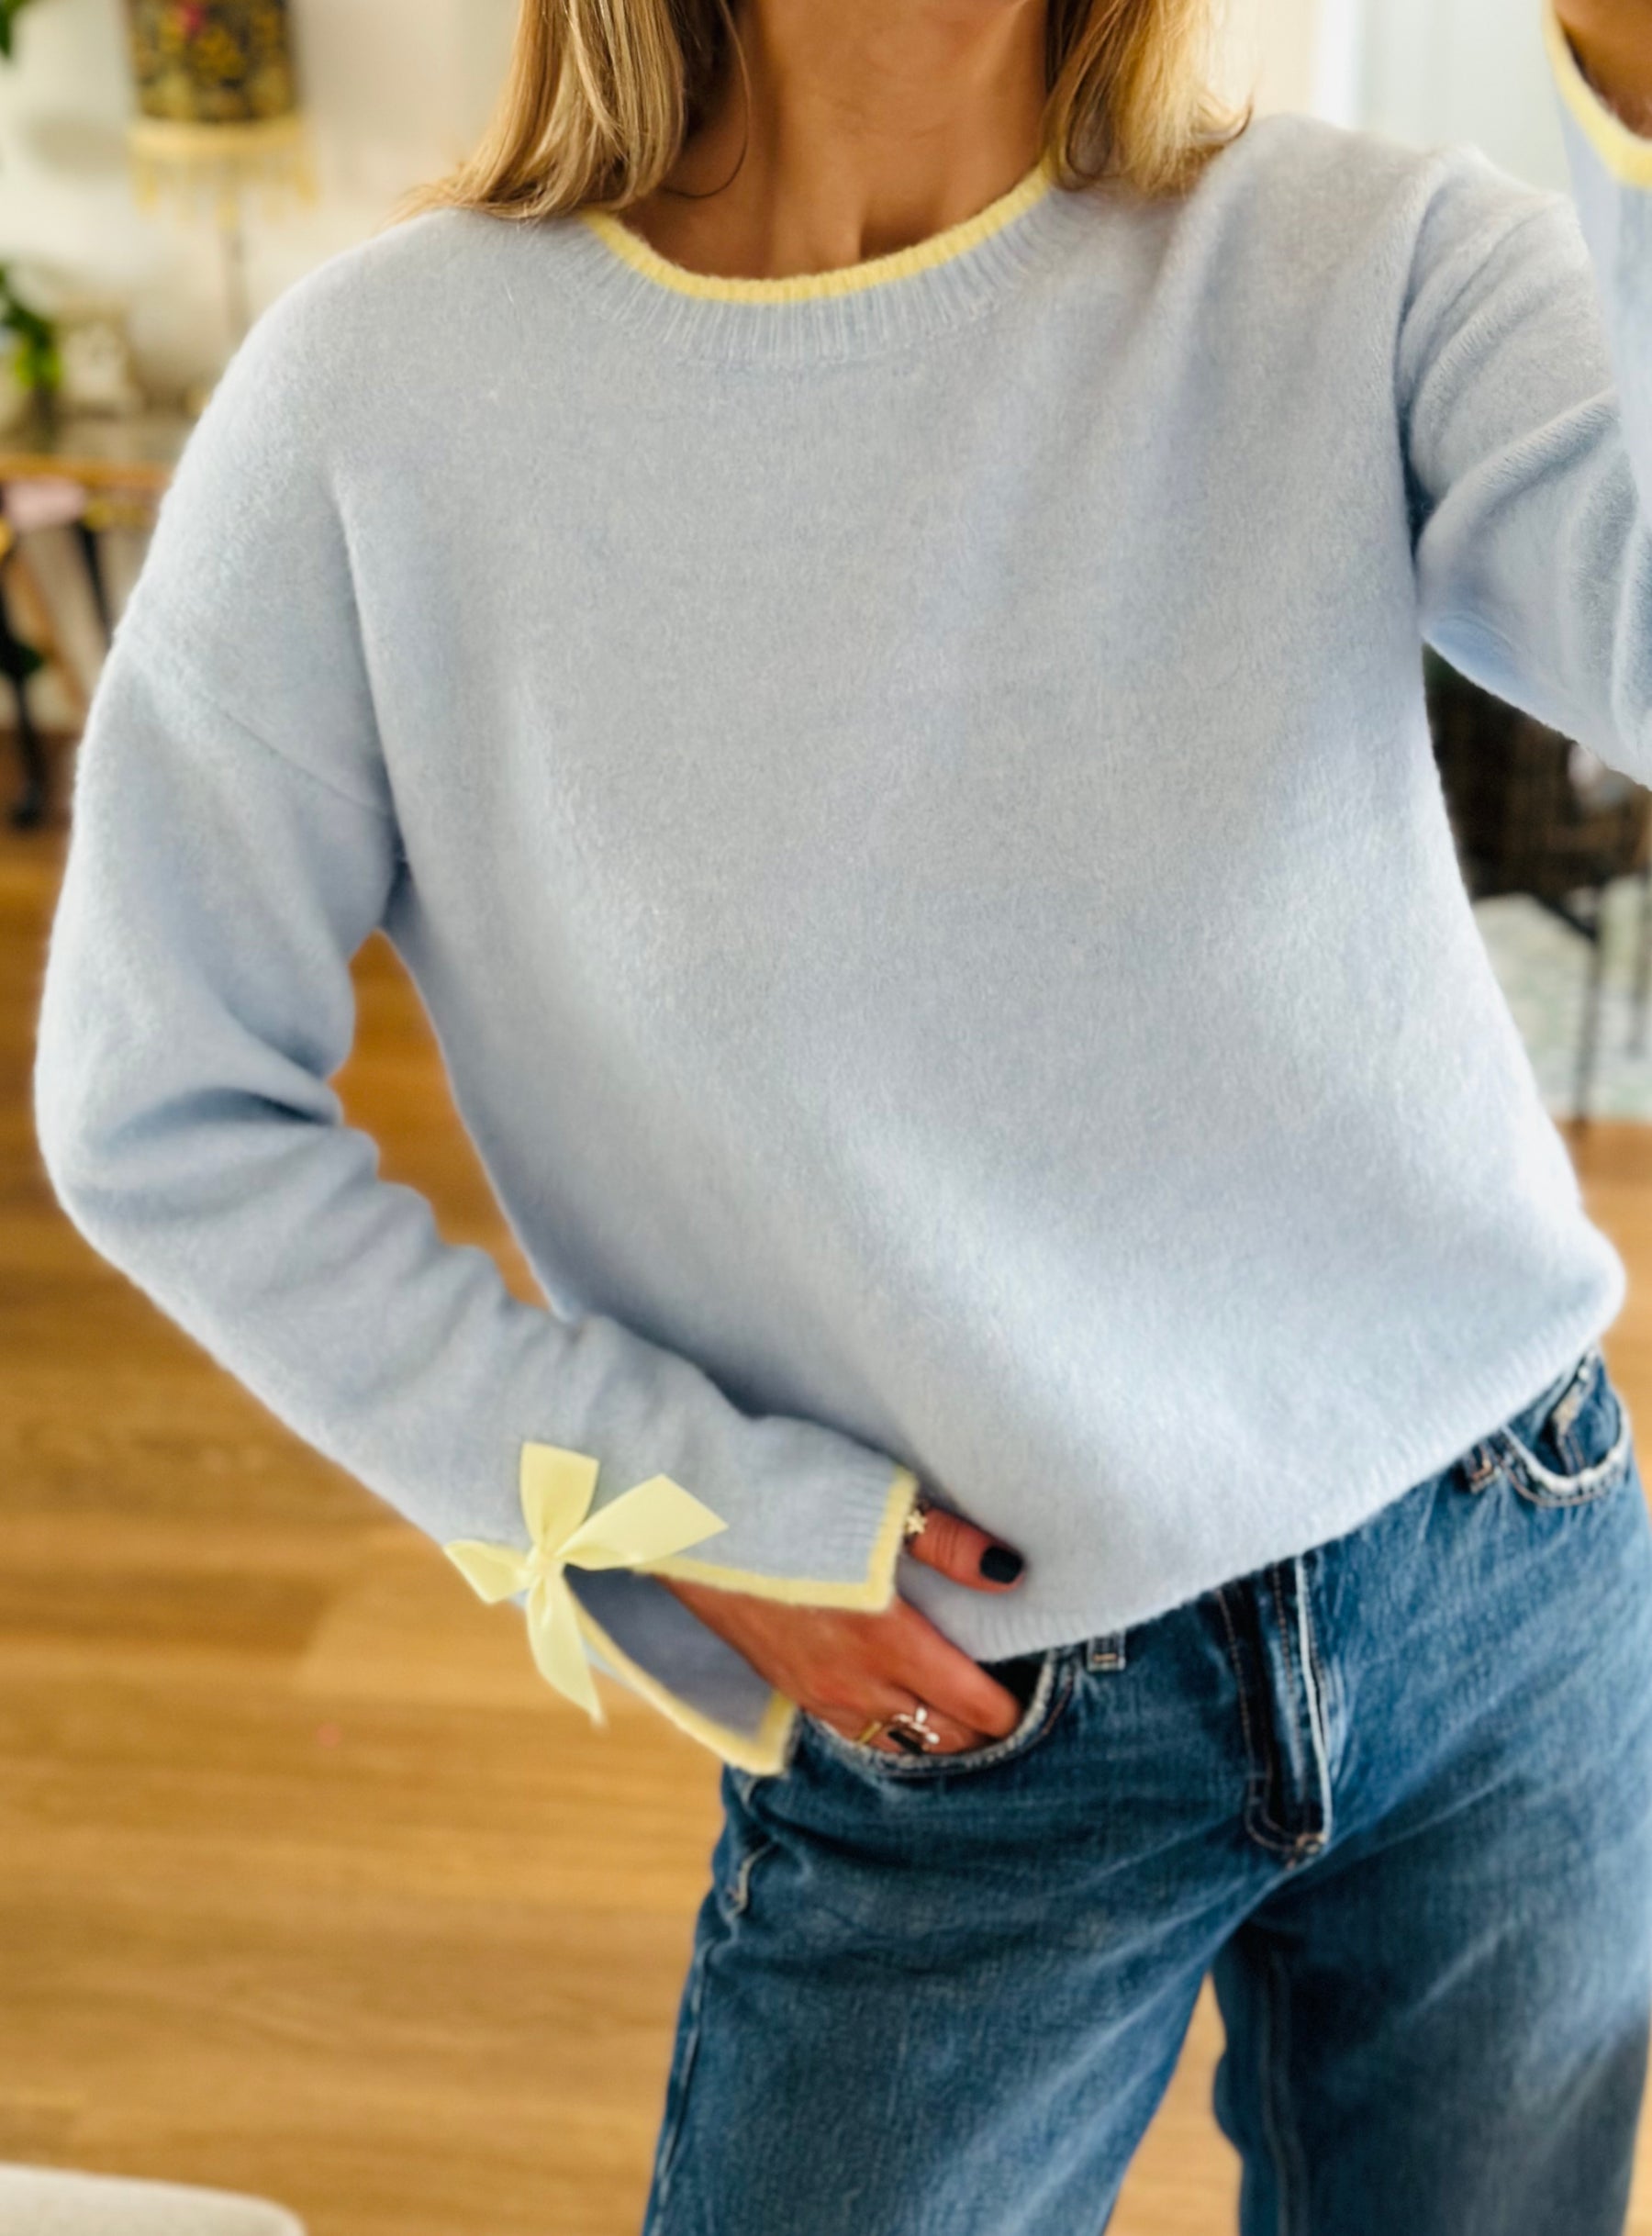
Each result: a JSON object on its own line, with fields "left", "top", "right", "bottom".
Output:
{"left": 387, "top": 0, "right": 1251, "bottom": 235}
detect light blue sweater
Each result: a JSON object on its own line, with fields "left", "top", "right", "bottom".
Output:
{"left": 32, "top": 5, "right": 1652, "bottom": 1773}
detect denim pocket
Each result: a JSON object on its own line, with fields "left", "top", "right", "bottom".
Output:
{"left": 1491, "top": 1346, "right": 1635, "bottom": 1510}
{"left": 799, "top": 1643, "right": 1075, "bottom": 1781}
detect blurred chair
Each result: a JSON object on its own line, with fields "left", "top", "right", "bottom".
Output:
{"left": 0, "top": 409, "right": 184, "bottom": 827}
{"left": 1426, "top": 645, "right": 1652, "bottom": 1124}
{"left": 0, "top": 475, "right": 102, "bottom": 828}
{"left": 0, "top": 2166, "right": 305, "bottom": 2233}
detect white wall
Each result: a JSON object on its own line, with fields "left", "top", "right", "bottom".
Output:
{"left": 1217, "top": 0, "right": 1568, "bottom": 184}
{"left": 1351, "top": 0, "right": 1569, "bottom": 191}
{"left": 1220, "top": 0, "right": 1337, "bottom": 120}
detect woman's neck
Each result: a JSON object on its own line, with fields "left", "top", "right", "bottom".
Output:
{"left": 617, "top": 0, "right": 1050, "bottom": 282}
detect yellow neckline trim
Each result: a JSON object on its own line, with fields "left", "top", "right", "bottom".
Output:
{"left": 1543, "top": 0, "right": 1652, "bottom": 187}
{"left": 576, "top": 147, "right": 1060, "bottom": 305}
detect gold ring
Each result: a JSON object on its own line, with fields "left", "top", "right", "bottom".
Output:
{"left": 855, "top": 1717, "right": 887, "bottom": 1745}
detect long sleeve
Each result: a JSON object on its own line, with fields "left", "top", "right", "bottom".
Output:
{"left": 31, "top": 272, "right": 916, "bottom": 1777}
{"left": 1400, "top": 0, "right": 1652, "bottom": 777}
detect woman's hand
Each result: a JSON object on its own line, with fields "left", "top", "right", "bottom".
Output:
{"left": 656, "top": 1496, "right": 1032, "bottom": 1757}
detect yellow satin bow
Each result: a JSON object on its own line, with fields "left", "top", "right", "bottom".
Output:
{"left": 443, "top": 1442, "right": 729, "bottom": 1722}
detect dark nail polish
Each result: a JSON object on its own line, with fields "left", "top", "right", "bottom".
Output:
{"left": 887, "top": 1727, "right": 927, "bottom": 1754}
{"left": 979, "top": 1545, "right": 1023, "bottom": 1583}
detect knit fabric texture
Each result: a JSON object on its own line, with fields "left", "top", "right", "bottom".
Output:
{"left": 32, "top": 4, "right": 1652, "bottom": 1772}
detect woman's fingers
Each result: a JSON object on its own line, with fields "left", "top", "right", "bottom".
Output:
{"left": 886, "top": 1596, "right": 1027, "bottom": 1741}
{"left": 810, "top": 1683, "right": 1002, "bottom": 1758}
{"left": 653, "top": 1516, "right": 1034, "bottom": 1754}
{"left": 904, "top": 1490, "right": 1025, "bottom": 1593}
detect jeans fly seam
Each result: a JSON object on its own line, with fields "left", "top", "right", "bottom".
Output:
{"left": 1268, "top": 1563, "right": 1298, "bottom": 1705}
{"left": 1267, "top": 1563, "right": 1315, "bottom": 1844}
{"left": 1213, "top": 1585, "right": 1264, "bottom": 1802}
{"left": 1293, "top": 1555, "right": 1334, "bottom": 1848}
{"left": 1214, "top": 1585, "right": 1300, "bottom": 1858}
{"left": 1301, "top": 1555, "right": 1340, "bottom": 1801}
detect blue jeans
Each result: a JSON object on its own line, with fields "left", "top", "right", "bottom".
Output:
{"left": 641, "top": 1345, "right": 1652, "bottom": 2235}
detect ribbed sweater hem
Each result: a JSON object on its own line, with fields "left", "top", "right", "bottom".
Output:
{"left": 921, "top": 1260, "right": 1628, "bottom": 1663}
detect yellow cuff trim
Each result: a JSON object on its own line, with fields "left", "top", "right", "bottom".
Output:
{"left": 1545, "top": 0, "right": 1652, "bottom": 186}
{"left": 634, "top": 1462, "right": 921, "bottom": 1607}
{"left": 577, "top": 149, "right": 1058, "bottom": 306}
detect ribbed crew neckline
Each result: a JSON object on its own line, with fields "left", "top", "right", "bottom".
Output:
{"left": 561, "top": 145, "right": 1092, "bottom": 363}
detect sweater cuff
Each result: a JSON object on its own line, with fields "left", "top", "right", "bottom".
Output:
{"left": 1544, "top": 0, "right": 1652, "bottom": 184}
{"left": 447, "top": 1448, "right": 921, "bottom": 1773}
{"left": 570, "top": 1576, "right": 807, "bottom": 1775}
{"left": 572, "top": 1458, "right": 921, "bottom": 1774}
{"left": 635, "top": 1453, "right": 921, "bottom": 1606}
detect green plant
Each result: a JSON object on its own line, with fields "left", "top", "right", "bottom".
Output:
{"left": 0, "top": 0, "right": 38, "bottom": 61}
{"left": 0, "top": 264, "right": 60, "bottom": 394}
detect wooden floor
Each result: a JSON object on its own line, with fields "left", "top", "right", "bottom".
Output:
{"left": 9, "top": 801, "right": 1652, "bottom": 2234}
